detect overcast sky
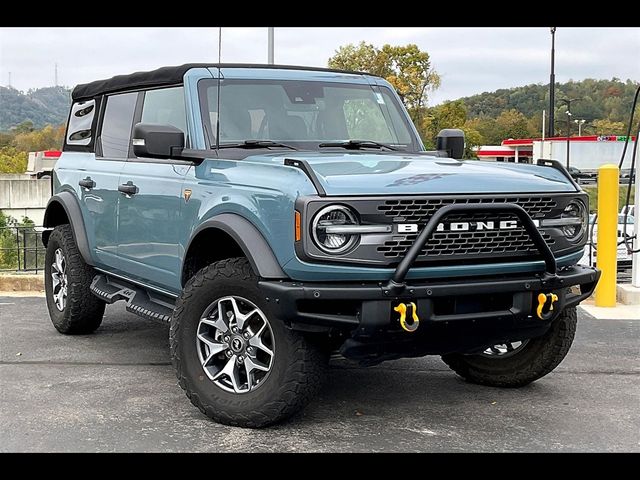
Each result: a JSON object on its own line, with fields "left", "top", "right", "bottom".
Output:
{"left": 1, "top": 27, "right": 638, "bottom": 104}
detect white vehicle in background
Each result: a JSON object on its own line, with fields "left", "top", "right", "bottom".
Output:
{"left": 581, "top": 213, "right": 635, "bottom": 266}
{"left": 25, "top": 150, "right": 61, "bottom": 178}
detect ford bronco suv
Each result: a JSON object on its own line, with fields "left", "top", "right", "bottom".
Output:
{"left": 43, "top": 64, "right": 600, "bottom": 428}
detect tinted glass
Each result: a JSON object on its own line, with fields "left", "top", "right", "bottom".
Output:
{"left": 141, "top": 87, "right": 187, "bottom": 135}
{"left": 100, "top": 92, "right": 137, "bottom": 158}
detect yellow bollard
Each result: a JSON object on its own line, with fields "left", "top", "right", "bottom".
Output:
{"left": 594, "top": 164, "right": 619, "bottom": 306}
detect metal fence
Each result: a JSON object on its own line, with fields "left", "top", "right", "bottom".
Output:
{"left": 0, "top": 225, "right": 46, "bottom": 273}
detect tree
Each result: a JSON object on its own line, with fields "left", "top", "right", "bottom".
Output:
{"left": 592, "top": 119, "right": 627, "bottom": 135}
{"left": 494, "top": 109, "right": 531, "bottom": 140}
{"left": 328, "top": 42, "right": 440, "bottom": 122}
{"left": 421, "top": 100, "right": 467, "bottom": 148}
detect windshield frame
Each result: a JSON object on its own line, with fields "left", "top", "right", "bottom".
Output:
{"left": 196, "top": 77, "right": 422, "bottom": 154}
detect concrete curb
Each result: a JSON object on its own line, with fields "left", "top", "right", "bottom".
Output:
{"left": 0, "top": 274, "right": 44, "bottom": 292}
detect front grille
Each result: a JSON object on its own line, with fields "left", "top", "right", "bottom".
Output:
{"left": 378, "top": 196, "right": 557, "bottom": 222}
{"left": 376, "top": 199, "right": 557, "bottom": 262}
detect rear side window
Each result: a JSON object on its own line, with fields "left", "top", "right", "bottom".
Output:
{"left": 99, "top": 92, "right": 137, "bottom": 158}
{"left": 141, "top": 87, "right": 187, "bottom": 135}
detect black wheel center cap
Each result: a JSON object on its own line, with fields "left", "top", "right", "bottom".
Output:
{"left": 230, "top": 336, "right": 245, "bottom": 353}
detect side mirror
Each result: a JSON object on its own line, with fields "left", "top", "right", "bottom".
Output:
{"left": 132, "top": 123, "right": 184, "bottom": 159}
{"left": 436, "top": 129, "right": 465, "bottom": 160}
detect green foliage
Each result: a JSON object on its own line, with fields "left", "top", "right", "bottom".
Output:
{"left": 460, "top": 78, "right": 638, "bottom": 132}
{"left": 582, "top": 185, "right": 635, "bottom": 213}
{"left": 328, "top": 42, "right": 440, "bottom": 123}
{"left": 0, "top": 125, "right": 65, "bottom": 173}
{"left": 0, "top": 211, "right": 41, "bottom": 271}
{"left": 0, "top": 147, "right": 28, "bottom": 173}
{"left": 0, "top": 86, "right": 71, "bottom": 131}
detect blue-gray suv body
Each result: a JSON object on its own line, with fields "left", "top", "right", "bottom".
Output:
{"left": 43, "top": 64, "right": 600, "bottom": 427}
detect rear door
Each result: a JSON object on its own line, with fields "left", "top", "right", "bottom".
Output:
{"left": 116, "top": 87, "right": 190, "bottom": 291}
{"left": 79, "top": 92, "right": 137, "bottom": 270}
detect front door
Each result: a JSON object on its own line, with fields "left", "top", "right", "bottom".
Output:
{"left": 116, "top": 87, "right": 190, "bottom": 292}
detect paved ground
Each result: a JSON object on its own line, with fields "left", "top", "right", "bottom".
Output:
{"left": 1, "top": 296, "right": 638, "bottom": 452}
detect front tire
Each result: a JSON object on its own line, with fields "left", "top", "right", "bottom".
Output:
{"left": 441, "top": 307, "right": 577, "bottom": 387}
{"left": 170, "top": 258, "right": 327, "bottom": 428}
{"left": 44, "top": 224, "right": 105, "bottom": 334}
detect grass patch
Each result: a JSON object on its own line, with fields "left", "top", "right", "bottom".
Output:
{"left": 582, "top": 185, "right": 635, "bottom": 213}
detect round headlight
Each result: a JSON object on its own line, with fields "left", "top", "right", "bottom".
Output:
{"left": 561, "top": 200, "right": 587, "bottom": 241}
{"left": 312, "top": 205, "right": 359, "bottom": 254}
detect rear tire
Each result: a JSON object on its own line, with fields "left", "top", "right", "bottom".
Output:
{"left": 170, "top": 258, "right": 327, "bottom": 428}
{"left": 441, "top": 307, "right": 577, "bottom": 387}
{"left": 44, "top": 224, "right": 105, "bottom": 334}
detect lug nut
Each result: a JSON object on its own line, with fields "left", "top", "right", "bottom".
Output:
{"left": 243, "top": 332, "right": 250, "bottom": 339}
{"left": 226, "top": 351, "right": 232, "bottom": 357}
{"left": 224, "top": 335, "right": 230, "bottom": 342}
{"left": 232, "top": 327, "right": 238, "bottom": 333}
{"left": 238, "top": 356, "right": 244, "bottom": 362}
{"left": 247, "top": 347, "right": 254, "bottom": 354}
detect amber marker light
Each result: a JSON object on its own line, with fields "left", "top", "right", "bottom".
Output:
{"left": 295, "top": 211, "right": 302, "bottom": 241}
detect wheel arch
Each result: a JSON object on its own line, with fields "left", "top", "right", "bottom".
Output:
{"left": 42, "top": 192, "right": 94, "bottom": 266}
{"left": 181, "top": 213, "right": 287, "bottom": 286}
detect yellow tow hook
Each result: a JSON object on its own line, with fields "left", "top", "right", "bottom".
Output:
{"left": 536, "top": 293, "right": 559, "bottom": 320}
{"left": 394, "top": 302, "right": 420, "bottom": 333}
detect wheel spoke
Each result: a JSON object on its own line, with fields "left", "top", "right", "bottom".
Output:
{"left": 244, "top": 356, "right": 269, "bottom": 373}
{"left": 197, "top": 333, "right": 226, "bottom": 360}
{"left": 55, "top": 249, "right": 64, "bottom": 273}
{"left": 249, "top": 334, "right": 273, "bottom": 356}
{"left": 212, "top": 355, "right": 242, "bottom": 393}
{"left": 236, "top": 308, "right": 258, "bottom": 331}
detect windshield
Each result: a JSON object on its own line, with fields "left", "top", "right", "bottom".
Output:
{"left": 198, "top": 78, "right": 418, "bottom": 150}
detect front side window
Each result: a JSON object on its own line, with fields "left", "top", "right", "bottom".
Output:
{"left": 199, "top": 79, "right": 417, "bottom": 150}
{"left": 141, "top": 87, "right": 187, "bottom": 136}
{"left": 99, "top": 92, "right": 137, "bottom": 158}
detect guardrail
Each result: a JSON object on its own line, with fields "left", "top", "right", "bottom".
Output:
{"left": 0, "top": 225, "right": 46, "bottom": 273}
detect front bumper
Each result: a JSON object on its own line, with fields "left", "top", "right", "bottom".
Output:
{"left": 259, "top": 263, "right": 600, "bottom": 330}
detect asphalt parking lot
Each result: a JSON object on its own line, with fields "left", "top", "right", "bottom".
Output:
{"left": 1, "top": 295, "right": 638, "bottom": 452}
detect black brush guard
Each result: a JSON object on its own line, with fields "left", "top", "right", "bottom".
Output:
{"left": 259, "top": 202, "right": 600, "bottom": 358}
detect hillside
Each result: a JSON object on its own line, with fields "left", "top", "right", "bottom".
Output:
{"left": 0, "top": 86, "right": 71, "bottom": 131}
{"left": 459, "top": 78, "right": 637, "bottom": 123}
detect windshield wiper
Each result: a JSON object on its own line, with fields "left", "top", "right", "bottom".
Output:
{"left": 318, "top": 139, "right": 399, "bottom": 151}
{"left": 217, "top": 140, "right": 298, "bottom": 150}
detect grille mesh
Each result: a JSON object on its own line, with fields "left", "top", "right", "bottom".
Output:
{"left": 378, "top": 196, "right": 556, "bottom": 222}
{"left": 376, "top": 198, "right": 557, "bottom": 260}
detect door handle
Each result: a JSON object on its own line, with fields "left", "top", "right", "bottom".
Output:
{"left": 78, "top": 177, "right": 95, "bottom": 189}
{"left": 118, "top": 181, "right": 138, "bottom": 196}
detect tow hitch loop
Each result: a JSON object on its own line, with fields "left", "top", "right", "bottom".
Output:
{"left": 394, "top": 302, "right": 420, "bottom": 332}
{"left": 536, "top": 293, "right": 558, "bottom": 320}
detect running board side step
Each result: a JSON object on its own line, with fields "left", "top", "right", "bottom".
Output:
{"left": 90, "top": 274, "right": 175, "bottom": 323}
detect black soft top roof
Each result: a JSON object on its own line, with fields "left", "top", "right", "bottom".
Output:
{"left": 71, "top": 63, "right": 371, "bottom": 101}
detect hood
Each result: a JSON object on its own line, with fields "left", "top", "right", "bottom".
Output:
{"left": 249, "top": 152, "right": 577, "bottom": 196}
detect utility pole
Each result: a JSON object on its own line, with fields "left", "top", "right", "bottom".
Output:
{"left": 560, "top": 97, "right": 581, "bottom": 168}
{"left": 54, "top": 63, "right": 58, "bottom": 86}
{"left": 548, "top": 27, "right": 556, "bottom": 138}
{"left": 267, "top": 27, "right": 274, "bottom": 64}
{"left": 7, "top": 71, "right": 11, "bottom": 88}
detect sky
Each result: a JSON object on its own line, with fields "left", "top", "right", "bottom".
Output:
{"left": 0, "top": 27, "right": 638, "bottom": 105}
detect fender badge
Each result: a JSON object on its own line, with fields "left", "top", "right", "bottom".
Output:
{"left": 183, "top": 189, "right": 192, "bottom": 203}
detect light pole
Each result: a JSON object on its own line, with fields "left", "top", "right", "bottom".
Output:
{"left": 267, "top": 27, "right": 274, "bottom": 64}
{"left": 574, "top": 119, "right": 586, "bottom": 136}
{"left": 548, "top": 27, "right": 557, "bottom": 138}
{"left": 559, "top": 97, "right": 581, "bottom": 168}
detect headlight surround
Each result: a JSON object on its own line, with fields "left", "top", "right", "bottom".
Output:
{"left": 312, "top": 205, "right": 359, "bottom": 254}
{"left": 560, "top": 200, "right": 588, "bottom": 241}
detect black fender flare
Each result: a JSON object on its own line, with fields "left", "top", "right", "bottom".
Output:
{"left": 42, "top": 191, "right": 94, "bottom": 266}
{"left": 184, "top": 213, "right": 287, "bottom": 280}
